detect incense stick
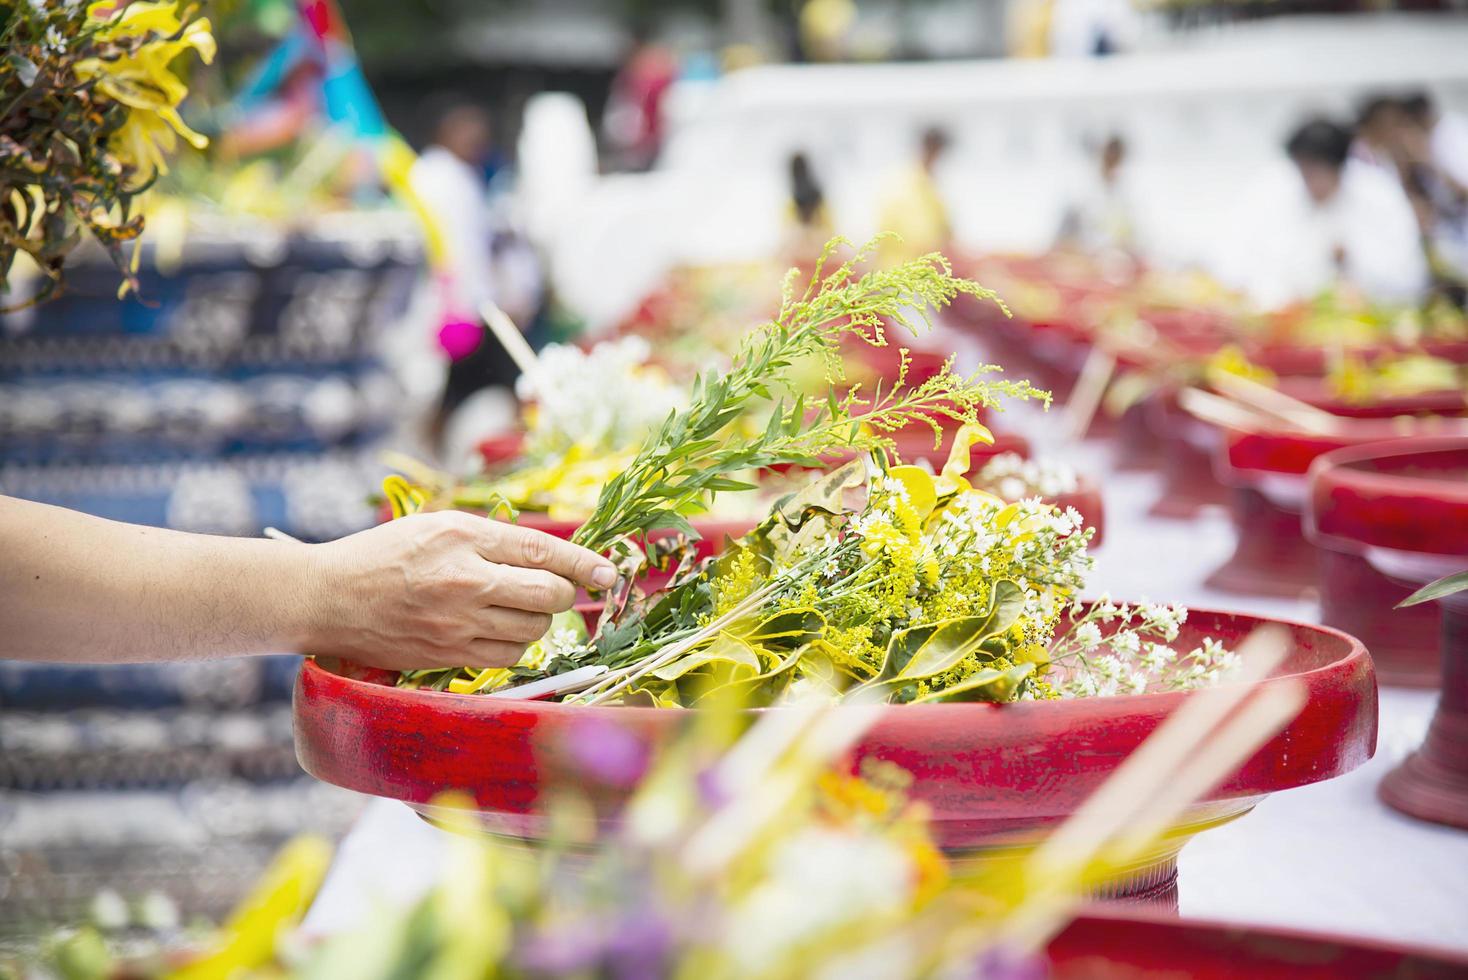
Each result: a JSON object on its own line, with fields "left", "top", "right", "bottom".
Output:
{"left": 1065, "top": 347, "right": 1117, "bottom": 441}
{"left": 1208, "top": 371, "right": 1341, "bottom": 435}
{"left": 1178, "top": 386, "right": 1275, "bottom": 430}
{"left": 479, "top": 300, "right": 542, "bottom": 378}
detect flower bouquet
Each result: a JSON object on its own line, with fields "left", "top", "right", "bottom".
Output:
{"left": 398, "top": 243, "right": 1073, "bottom": 585}
{"left": 298, "top": 240, "right": 1376, "bottom": 901}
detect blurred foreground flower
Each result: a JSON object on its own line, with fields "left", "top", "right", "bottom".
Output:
{"left": 19, "top": 641, "right": 1303, "bottom": 979}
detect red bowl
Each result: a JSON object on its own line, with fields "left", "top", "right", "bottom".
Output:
{"left": 1305, "top": 436, "right": 1468, "bottom": 829}
{"left": 1274, "top": 376, "right": 1468, "bottom": 421}
{"left": 1204, "top": 417, "right": 1468, "bottom": 601}
{"left": 1145, "top": 392, "right": 1232, "bottom": 519}
{"left": 294, "top": 605, "right": 1375, "bottom": 904}
{"left": 1307, "top": 437, "right": 1468, "bottom": 558}
{"left": 1250, "top": 338, "right": 1468, "bottom": 379}
{"left": 1049, "top": 909, "right": 1468, "bottom": 978}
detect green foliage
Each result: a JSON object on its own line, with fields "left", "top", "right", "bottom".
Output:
{"left": 869, "top": 581, "right": 1023, "bottom": 689}
{"left": 2, "top": 4, "right": 137, "bottom": 307}
{"left": 569, "top": 236, "right": 1045, "bottom": 554}
{"left": 1398, "top": 569, "right": 1468, "bottom": 608}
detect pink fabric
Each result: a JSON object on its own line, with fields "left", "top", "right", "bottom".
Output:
{"left": 437, "top": 319, "right": 484, "bottom": 361}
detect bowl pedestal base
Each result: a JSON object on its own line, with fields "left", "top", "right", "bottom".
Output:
{"left": 1206, "top": 488, "right": 1316, "bottom": 598}
{"left": 1380, "top": 606, "right": 1468, "bottom": 830}
{"left": 1319, "top": 551, "right": 1440, "bottom": 688}
{"left": 1149, "top": 439, "right": 1229, "bottom": 519}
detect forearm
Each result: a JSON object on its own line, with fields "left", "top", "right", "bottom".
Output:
{"left": 0, "top": 496, "right": 325, "bottom": 664}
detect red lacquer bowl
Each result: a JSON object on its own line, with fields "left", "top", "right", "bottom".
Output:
{"left": 294, "top": 606, "right": 1376, "bottom": 904}
{"left": 1306, "top": 437, "right": 1468, "bottom": 829}
{"left": 1274, "top": 377, "right": 1468, "bottom": 421}
{"left": 1049, "top": 909, "right": 1468, "bottom": 978}
{"left": 1204, "top": 417, "right": 1468, "bottom": 603}
{"left": 1145, "top": 392, "right": 1232, "bottom": 519}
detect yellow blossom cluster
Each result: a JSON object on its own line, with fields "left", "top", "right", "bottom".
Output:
{"left": 73, "top": 2, "right": 216, "bottom": 183}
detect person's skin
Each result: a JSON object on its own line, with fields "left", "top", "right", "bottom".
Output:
{"left": 1293, "top": 157, "right": 1342, "bottom": 207}
{"left": 1100, "top": 137, "right": 1125, "bottom": 187}
{"left": 0, "top": 496, "right": 617, "bottom": 671}
{"left": 436, "top": 106, "right": 492, "bottom": 168}
{"left": 920, "top": 132, "right": 948, "bottom": 174}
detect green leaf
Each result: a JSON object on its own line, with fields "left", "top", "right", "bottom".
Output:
{"left": 650, "top": 634, "right": 762, "bottom": 682}
{"left": 733, "top": 607, "right": 826, "bottom": 651}
{"left": 646, "top": 510, "right": 698, "bottom": 539}
{"left": 876, "top": 581, "right": 1025, "bottom": 684}
{"left": 911, "top": 663, "right": 1036, "bottom": 703}
{"left": 7, "top": 54, "right": 38, "bottom": 87}
{"left": 770, "top": 458, "right": 865, "bottom": 526}
{"left": 1397, "top": 569, "right": 1468, "bottom": 608}
{"left": 691, "top": 643, "right": 807, "bottom": 707}
{"left": 594, "top": 617, "right": 645, "bottom": 660}
{"left": 703, "top": 477, "right": 758, "bottom": 493}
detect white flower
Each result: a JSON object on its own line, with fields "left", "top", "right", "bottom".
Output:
{"left": 517, "top": 337, "right": 686, "bottom": 451}
{"left": 1141, "top": 643, "right": 1176, "bottom": 670}
{"left": 727, "top": 829, "right": 912, "bottom": 974}
{"left": 1075, "top": 622, "right": 1104, "bottom": 649}
{"left": 880, "top": 475, "right": 911, "bottom": 502}
{"left": 1112, "top": 630, "right": 1141, "bottom": 655}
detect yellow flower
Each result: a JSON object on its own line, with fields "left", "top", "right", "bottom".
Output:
{"left": 1204, "top": 344, "right": 1275, "bottom": 387}
{"left": 73, "top": 2, "right": 215, "bottom": 178}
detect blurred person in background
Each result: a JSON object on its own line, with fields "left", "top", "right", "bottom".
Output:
{"left": 1400, "top": 92, "right": 1468, "bottom": 196}
{"left": 1404, "top": 170, "right": 1468, "bottom": 307}
{"left": 410, "top": 99, "right": 526, "bottom": 454}
{"left": 1048, "top": 0, "right": 1138, "bottom": 57}
{"left": 784, "top": 151, "right": 834, "bottom": 259}
{"left": 1055, "top": 133, "right": 1136, "bottom": 255}
{"left": 1398, "top": 93, "right": 1468, "bottom": 297}
{"left": 1225, "top": 118, "right": 1427, "bottom": 309}
{"left": 878, "top": 127, "right": 952, "bottom": 262}
{"left": 1352, "top": 96, "right": 1408, "bottom": 176}
{"left": 602, "top": 27, "right": 678, "bottom": 171}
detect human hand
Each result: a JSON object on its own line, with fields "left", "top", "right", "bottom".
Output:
{"left": 303, "top": 512, "right": 617, "bottom": 671}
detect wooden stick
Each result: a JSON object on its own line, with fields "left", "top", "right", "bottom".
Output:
{"left": 1000, "top": 674, "right": 1304, "bottom": 957}
{"left": 1065, "top": 346, "right": 1117, "bottom": 441}
{"left": 479, "top": 300, "right": 541, "bottom": 378}
{"left": 1208, "top": 371, "right": 1341, "bottom": 435}
{"left": 1177, "top": 386, "right": 1276, "bottom": 431}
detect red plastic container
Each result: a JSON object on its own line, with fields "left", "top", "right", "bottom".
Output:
{"left": 1307, "top": 437, "right": 1468, "bottom": 829}
{"left": 294, "top": 606, "right": 1376, "bottom": 906}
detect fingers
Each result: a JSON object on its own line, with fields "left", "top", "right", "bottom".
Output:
{"left": 477, "top": 521, "right": 617, "bottom": 590}
{"left": 463, "top": 638, "right": 529, "bottom": 669}
{"left": 475, "top": 607, "right": 553, "bottom": 644}
{"left": 483, "top": 563, "right": 578, "bottom": 613}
